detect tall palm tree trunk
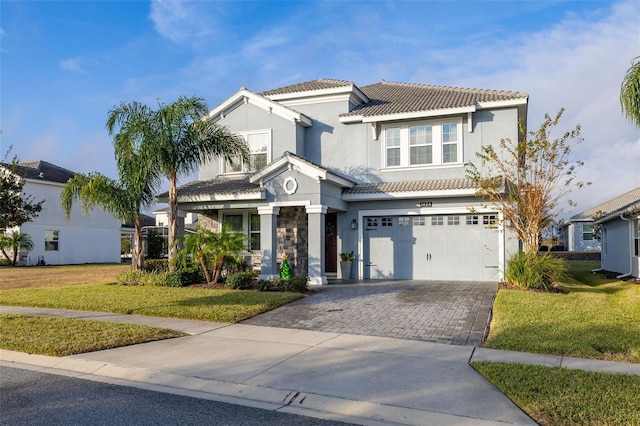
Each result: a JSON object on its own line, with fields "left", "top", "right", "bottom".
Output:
{"left": 132, "top": 216, "right": 145, "bottom": 271}
{"left": 168, "top": 170, "right": 179, "bottom": 272}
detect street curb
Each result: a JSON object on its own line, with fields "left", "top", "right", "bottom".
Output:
{"left": 0, "top": 350, "right": 518, "bottom": 426}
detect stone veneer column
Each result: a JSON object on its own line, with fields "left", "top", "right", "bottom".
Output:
{"left": 306, "top": 204, "right": 327, "bottom": 285}
{"left": 258, "top": 206, "right": 279, "bottom": 279}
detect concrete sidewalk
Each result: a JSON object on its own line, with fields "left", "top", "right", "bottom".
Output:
{"left": 2, "top": 307, "right": 639, "bottom": 425}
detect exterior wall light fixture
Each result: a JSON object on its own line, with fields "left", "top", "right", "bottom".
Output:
{"left": 350, "top": 219, "right": 358, "bottom": 230}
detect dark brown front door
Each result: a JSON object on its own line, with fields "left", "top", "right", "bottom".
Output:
{"left": 325, "top": 213, "right": 337, "bottom": 273}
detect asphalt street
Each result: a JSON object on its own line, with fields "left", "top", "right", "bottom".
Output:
{"left": 0, "top": 366, "right": 353, "bottom": 426}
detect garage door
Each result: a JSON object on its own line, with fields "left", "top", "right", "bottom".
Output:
{"left": 364, "top": 214, "right": 500, "bottom": 281}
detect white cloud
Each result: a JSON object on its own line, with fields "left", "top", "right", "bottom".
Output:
{"left": 429, "top": 1, "right": 640, "bottom": 218}
{"left": 148, "top": 0, "right": 220, "bottom": 47}
{"left": 59, "top": 57, "right": 84, "bottom": 73}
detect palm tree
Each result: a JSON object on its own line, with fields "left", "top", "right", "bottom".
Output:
{"left": 61, "top": 149, "right": 159, "bottom": 271}
{"left": 150, "top": 96, "right": 249, "bottom": 271}
{"left": 208, "top": 224, "right": 249, "bottom": 284}
{"left": 620, "top": 56, "right": 640, "bottom": 127}
{"left": 0, "top": 231, "right": 34, "bottom": 266}
{"left": 179, "top": 228, "right": 217, "bottom": 283}
{"left": 178, "top": 224, "right": 248, "bottom": 284}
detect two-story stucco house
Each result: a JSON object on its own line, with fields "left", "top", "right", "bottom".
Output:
{"left": 1, "top": 160, "right": 121, "bottom": 265}
{"left": 166, "top": 79, "right": 527, "bottom": 284}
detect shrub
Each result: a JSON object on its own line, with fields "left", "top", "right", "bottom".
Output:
{"left": 143, "top": 259, "right": 169, "bottom": 273}
{"left": 117, "top": 270, "right": 167, "bottom": 286}
{"left": 174, "top": 266, "right": 205, "bottom": 286}
{"left": 282, "top": 275, "right": 309, "bottom": 293}
{"left": 256, "top": 279, "right": 274, "bottom": 291}
{"left": 164, "top": 271, "right": 183, "bottom": 287}
{"left": 225, "top": 271, "right": 256, "bottom": 289}
{"left": 505, "top": 251, "right": 567, "bottom": 291}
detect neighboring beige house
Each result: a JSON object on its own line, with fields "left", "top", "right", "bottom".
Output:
{"left": 1, "top": 161, "right": 121, "bottom": 265}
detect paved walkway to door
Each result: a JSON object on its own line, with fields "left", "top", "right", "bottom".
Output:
{"left": 242, "top": 280, "right": 497, "bottom": 346}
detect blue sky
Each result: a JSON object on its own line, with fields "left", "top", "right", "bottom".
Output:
{"left": 1, "top": 0, "right": 639, "bottom": 218}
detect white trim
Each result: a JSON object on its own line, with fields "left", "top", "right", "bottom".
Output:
{"left": 356, "top": 206, "right": 501, "bottom": 279}
{"left": 476, "top": 98, "right": 528, "bottom": 109}
{"left": 306, "top": 204, "right": 328, "bottom": 214}
{"left": 340, "top": 106, "right": 476, "bottom": 123}
{"left": 176, "top": 191, "right": 265, "bottom": 203}
{"left": 206, "top": 89, "right": 312, "bottom": 127}
{"left": 257, "top": 206, "right": 280, "bottom": 215}
{"left": 265, "top": 84, "right": 369, "bottom": 106}
{"left": 282, "top": 176, "right": 298, "bottom": 195}
{"left": 343, "top": 188, "right": 477, "bottom": 201}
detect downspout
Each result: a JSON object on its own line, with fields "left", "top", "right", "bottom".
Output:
{"left": 617, "top": 214, "right": 633, "bottom": 279}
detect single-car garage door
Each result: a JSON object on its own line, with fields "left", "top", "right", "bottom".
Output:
{"left": 364, "top": 214, "right": 500, "bottom": 281}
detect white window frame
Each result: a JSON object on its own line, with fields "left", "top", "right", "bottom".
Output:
{"left": 220, "top": 211, "right": 260, "bottom": 253}
{"left": 45, "top": 230, "right": 59, "bottom": 251}
{"left": 223, "top": 129, "right": 272, "bottom": 174}
{"left": 382, "top": 119, "right": 463, "bottom": 169}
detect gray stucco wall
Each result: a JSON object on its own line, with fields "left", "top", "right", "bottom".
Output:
{"left": 601, "top": 218, "right": 631, "bottom": 274}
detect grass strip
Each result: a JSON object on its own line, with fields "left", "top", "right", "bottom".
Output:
{"left": 485, "top": 262, "right": 640, "bottom": 363}
{"left": 0, "top": 284, "right": 304, "bottom": 323}
{"left": 0, "top": 313, "right": 185, "bottom": 356}
{"left": 472, "top": 362, "right": 640, "bottom": 426}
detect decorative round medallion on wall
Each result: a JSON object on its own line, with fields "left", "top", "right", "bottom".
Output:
{"left": 283, "top": 176, "right": 298, "bottom": 195}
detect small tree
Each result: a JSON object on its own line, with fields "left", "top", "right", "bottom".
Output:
{"left": 179, "top": 228, "right": 217, "bottom": 283}
{"left": 0, "top": 231, "right": 34, "bottom": 266}
{"left": 0, "top": 147, "right": 44, "bottom": 230}
{"left": 466, "top": 109, "right": 586, "bottom": 255}
{"left": 179, "top": 224, "right": 248, "bottom": 284}
{"left": 145, "top": 228, "right": 165, "bottom": 259}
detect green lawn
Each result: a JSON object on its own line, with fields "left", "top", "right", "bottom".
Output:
{"left": 0, "top": 313, "right": 185, "bottom": 356}
{"left": 0, "top": 284, "right": 304, "bottom": 323}
{"left": 484, "top": 261, "right": 640, "bottom": 363}
{"left": 473, "top": 362, "right": 640, "bottom": 426}
{"left": 476, "top": 260, "right": 640, "bottom": 425}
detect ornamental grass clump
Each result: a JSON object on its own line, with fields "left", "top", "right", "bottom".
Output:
{"left": 505, "top": 251, "right": 567, "bottom": 291}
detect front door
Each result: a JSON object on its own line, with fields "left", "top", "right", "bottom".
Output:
{"left": 325, "top": 213, "right": 337, "bottom": 273}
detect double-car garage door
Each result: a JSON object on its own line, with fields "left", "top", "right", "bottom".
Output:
{"left": 364, "top": 214, "right": 500, "bottom": 281}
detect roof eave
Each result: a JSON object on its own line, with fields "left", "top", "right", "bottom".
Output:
{"left": 343, "top": 188, "right": 477, "bottom": 201}
{"left": 339, "top": 105, "right": 477, "bottom": 124}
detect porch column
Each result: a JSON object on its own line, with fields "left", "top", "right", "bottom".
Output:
{"left": 258, "top": 206, "right": 279, "bottom": 280}
{"left": 306, "top": 204, "right": 328, "bottom": 285}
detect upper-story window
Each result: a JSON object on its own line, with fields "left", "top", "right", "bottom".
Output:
{"left": 224, "top": 130, "right": 271, "bottom": 174}
{"left": 383, "top": 120, "right": 462, "bottom": 168}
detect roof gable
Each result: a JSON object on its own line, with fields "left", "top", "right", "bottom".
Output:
{"left": 206, "top": 88, "right": 312, "bottom": 127}
{"left": 571, "top": 186, "right": 640, "bottom": 221}
{"left": 260, "top": 78, "right": 369, "bottom": 106}
{"left": 249, "top": 151, "right": 355, "bottom": 188}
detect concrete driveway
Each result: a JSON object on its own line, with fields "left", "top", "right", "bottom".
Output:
{"left": 242, "top": 280, "right": 497, "bottom": 346}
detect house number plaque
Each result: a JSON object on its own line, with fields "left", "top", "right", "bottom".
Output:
{"left": 419, "top": 201, "right": 433, "bottom": 207}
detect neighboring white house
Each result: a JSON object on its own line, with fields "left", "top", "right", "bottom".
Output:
{"left": 1, "top": 160, "right": 121, "bottom": 265}
{"left": 559, "top": 186, "right": 640, "bottom": 252}
{"left": 159, "top": 79, "right": 528, "bottom": 284}
{"left": 593, "top": 186, "right": 640, "bottom": 278}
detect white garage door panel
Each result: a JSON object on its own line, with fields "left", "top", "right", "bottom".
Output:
{"left": 365, "top": 215, "right": 500, "bottom": 281}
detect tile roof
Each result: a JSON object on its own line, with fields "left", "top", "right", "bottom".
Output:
{"left": 343, "top": 178, "right": 478, "bottom": 195}
{"left": 572, "top": 186, "right": 640, "bottom": 220}
{"left": 170, "top": 176, "right": 262, "bottom": 198}
{"left": 1, "top": 160, "right": 76, "bottom": 184}
{"left": 341, "top": 81, "right": 528, "bottom": 118}
{"left": 260, "top": 78, "right": 355, "bottom": 96}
